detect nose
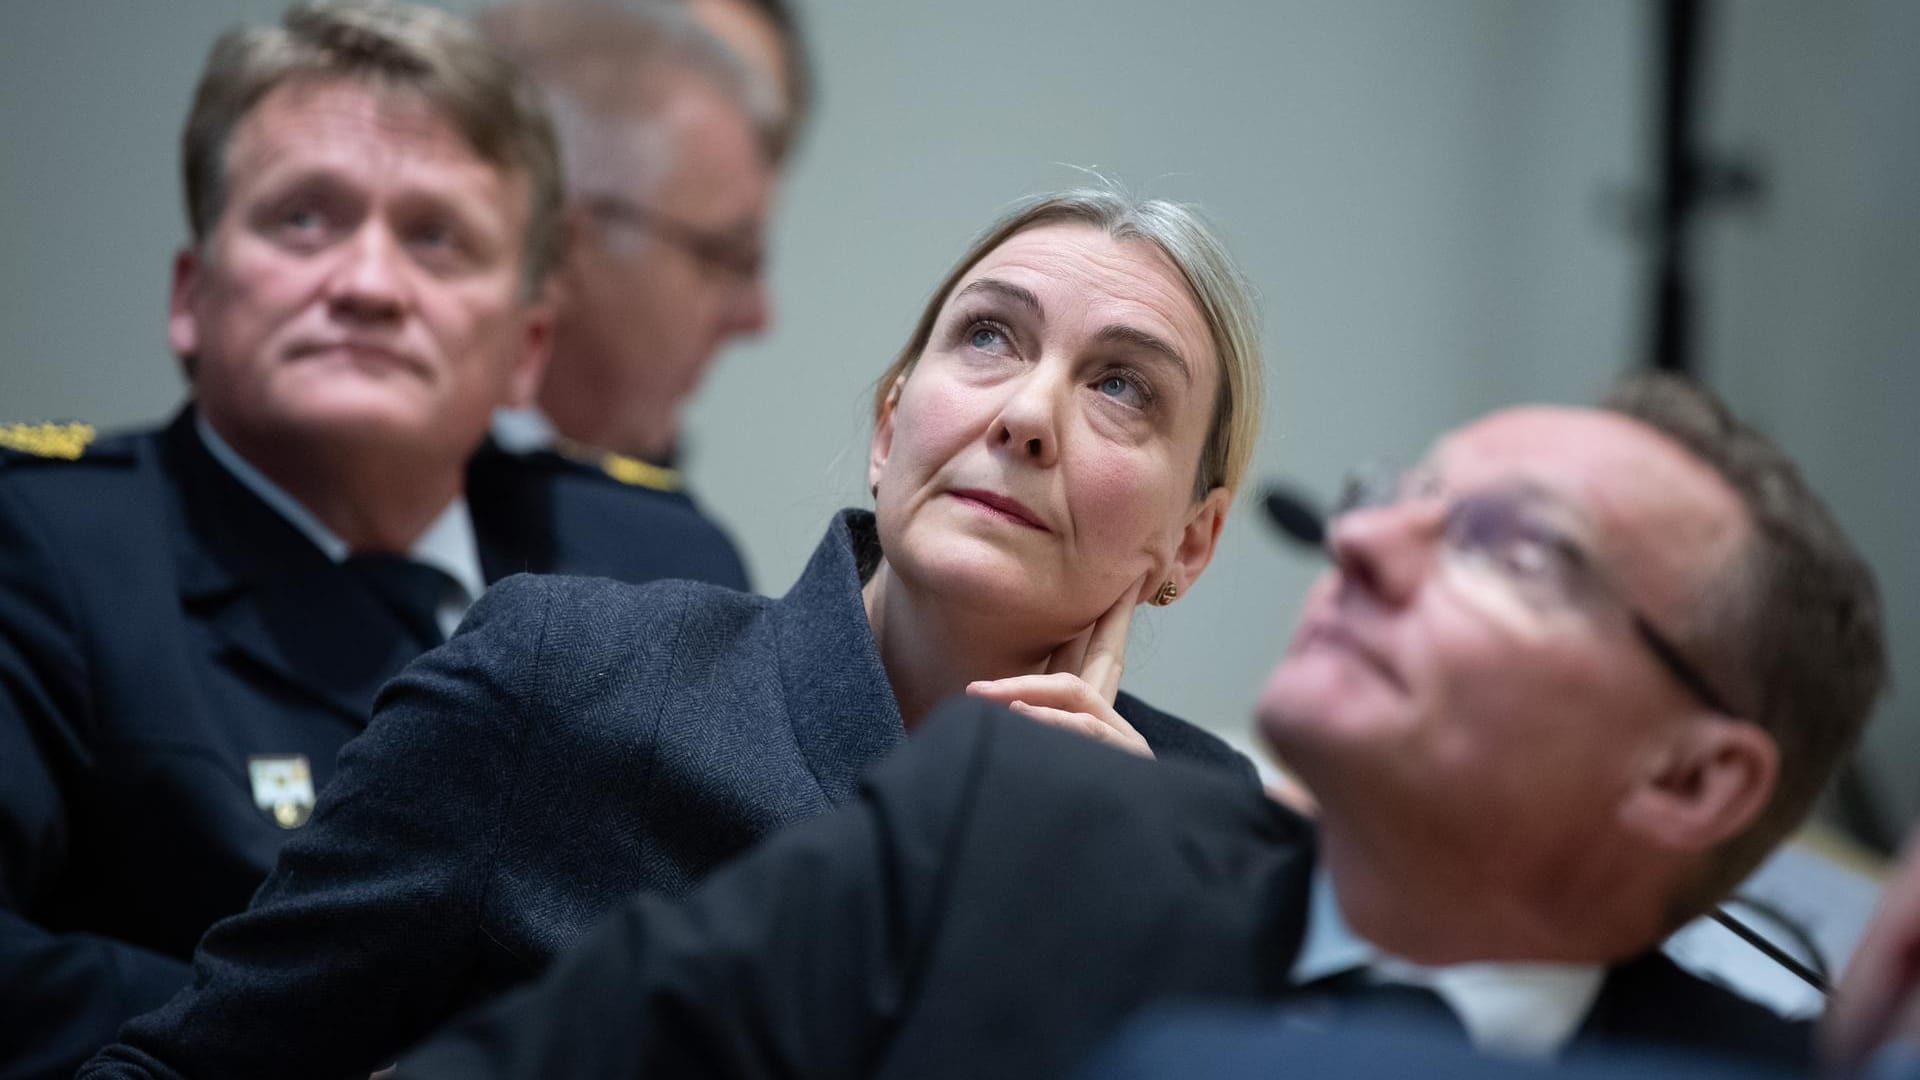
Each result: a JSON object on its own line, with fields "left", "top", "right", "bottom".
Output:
{"left": 325, "top": 224, "right": 409, "bottom": 326}
{"left": 990, "top": 368, "right": 1061, "bottom": 468}
{"left": 1325, "top": 498, "right": 1444, "bottom": 607}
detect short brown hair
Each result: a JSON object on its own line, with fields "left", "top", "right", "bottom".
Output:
{"left": 1603, "top": 373, "right": 1887, "bottom": 906}
{"left": 181, "top": 0, "right": 564, "bottom": 291}
{"left": 875, "top": 189, "right": 1265, "bottom": 502}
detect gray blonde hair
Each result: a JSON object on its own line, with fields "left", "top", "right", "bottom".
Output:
{"left": 181, "top": 0, "right": 565, "bottom": 292}
{"left": 875, "top": 189, "right": 1266, "bottom": 500}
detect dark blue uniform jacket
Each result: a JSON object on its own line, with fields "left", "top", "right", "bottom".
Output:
{"left": 0, "top": 408, "right": 748, "bottom": 1079}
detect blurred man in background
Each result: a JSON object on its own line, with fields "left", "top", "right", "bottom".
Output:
{"left": 481, "top": 1, "right": 785, "bottom": 564}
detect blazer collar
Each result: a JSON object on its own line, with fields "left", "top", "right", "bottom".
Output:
{"left": 163, "top": 407, "right": 427, "bottom": 721}
{"left": 772, "top": 510, "right": 905, "bottom": 805}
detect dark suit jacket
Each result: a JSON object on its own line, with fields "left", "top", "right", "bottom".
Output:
{"left": 82, "top": 511, "right": 1250, "bottom": 1080}
{"left": 0, "top": 409, "right": 749, "bottom": 1080}
{"left": 389, "top": 700, "right": 1813, "bottom": 1080}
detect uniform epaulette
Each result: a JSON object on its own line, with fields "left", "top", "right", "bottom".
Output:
{"left": 0, "top": 421, "right": 100, "bottom": 463}
{"left": 550, "top": 438, "right": 683, "bottom": 493}
{"left": 596, "top": 452, "right": 682, "bottom": 493}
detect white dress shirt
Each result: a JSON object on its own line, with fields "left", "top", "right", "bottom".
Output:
{"left": 1289, "top": 868, "right": 1606, "bottom": 1060}
{"left": 489, "top": 406, "right": 558, "bottom": 455}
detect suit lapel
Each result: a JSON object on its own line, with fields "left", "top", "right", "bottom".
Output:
{"left": 773, "top": 511, "right": 906, "bottom": 805}
{"left": 1571, "top": 950, "right": 1814, "bottom": 1070}
{"left": 196, "top": 566, "right": 424, "bottom": 721}
{"left": 163, "top": 409, "right": 425, "bottom": 723}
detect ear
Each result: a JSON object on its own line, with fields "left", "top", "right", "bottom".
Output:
{"left": 167, "top": 247, "right": 203, "bottom": 370}
{"left": 1154, "top": 485, "right": 1230, "bottom": 601}
{"left": 867, "top": 376, "right": 905, "bottom": 495}
{"left": 1618, "top": 717, "right": 1780, "bottom": 853}
{"left": 505, "top": 284, "right": 556, "bottom": 409}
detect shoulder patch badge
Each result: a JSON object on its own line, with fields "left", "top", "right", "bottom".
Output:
{"left": 248, "top": 754, "right": 316, "bottom": 829}
{"left": 0, "top": 422, "right": 95, "bottom": 460}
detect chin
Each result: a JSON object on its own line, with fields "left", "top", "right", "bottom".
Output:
{"left": 935, "top": 555, "right": 1053, "bottom": 617}
{"left": 891, "top": 529, "right": 1058, "bottom": 617}
{"left": 282, "top": 395, "right": 454, "bottom": 454}
{"left": 1256, "top": 657, "right": 1396, "bottom": 760}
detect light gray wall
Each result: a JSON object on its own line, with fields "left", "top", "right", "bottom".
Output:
{"left": 1699, "top": 0, "right": 1920, "bottom": 845}
{"left": 28, "top": 3, "right": 1877, "bottom": 787}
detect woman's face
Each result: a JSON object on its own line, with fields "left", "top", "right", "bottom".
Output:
{"left": 869, "top": 222, "right": 1229, "bottom": 639}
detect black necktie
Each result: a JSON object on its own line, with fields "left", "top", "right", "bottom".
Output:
{"left": 345, "top": 553, "right": 453, "bottom": 649}
{"left": 1289, "top": 967, "right": 1466, "bottom": 1037}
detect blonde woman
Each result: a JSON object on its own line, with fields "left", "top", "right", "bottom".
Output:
{"left": 92, "top": 189, "right": 1269, "bottom": 1080}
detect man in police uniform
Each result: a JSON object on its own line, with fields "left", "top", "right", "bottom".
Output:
{"left": 0, "top": 4, "right": 741, "bottom": 1077}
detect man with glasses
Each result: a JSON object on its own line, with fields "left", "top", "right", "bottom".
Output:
{"left": 479, "top": 1, "right": 777, "bottom": 586}
{"left": 377, "top": 373, "right": 1884, "bottom": 1078}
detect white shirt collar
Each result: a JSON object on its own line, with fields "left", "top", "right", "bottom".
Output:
{"left": 1291, "top": 867, "right": 1606, "bottom": 1061}
{"left": 407, "top": 495, "right": 487, "bottom": 637}
{"left": 490, "top": 406, "right": 557, "bottom": 454}
{"left": 195, "top": 413, "right": 485, "bottom": 636}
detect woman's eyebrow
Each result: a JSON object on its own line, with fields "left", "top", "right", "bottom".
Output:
{"left": 951, "top": 278, "right": 1192, "bottom": 385}
{"left": 1095, "top": 324, "right": 1191, "bottom": 385}
{"left": 952, "top": 278, "right": 1043, "bottom": 319}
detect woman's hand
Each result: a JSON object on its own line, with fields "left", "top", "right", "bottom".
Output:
{"left": 967, "top": 577, "right": 1153, "bottom": 759}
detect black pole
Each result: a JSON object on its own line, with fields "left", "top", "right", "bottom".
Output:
{"left": 1648, "top": 0, "right": 1704, "bottom": 375}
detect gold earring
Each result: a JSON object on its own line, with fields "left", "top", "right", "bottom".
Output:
{"left": 1152, "top": 580, "right": 1178, "bottom": 606}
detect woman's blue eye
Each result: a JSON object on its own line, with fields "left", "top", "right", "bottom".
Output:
{"left": 969, "top": 326, "right": 1004, "bottom": 350}
{"left": 1095, "top": 372, "right": 1147, "bottom": 407}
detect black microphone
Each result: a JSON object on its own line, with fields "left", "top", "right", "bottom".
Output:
{"left": 1261, "top": 484, "right": 1327, "bottom": 551}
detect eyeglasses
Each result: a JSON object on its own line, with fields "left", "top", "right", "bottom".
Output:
{"left": 1333, "top": 466, "right": 1739, "bottom": 718}
{"left": 579, "top": 194, "right": 766, "bottom": 282}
